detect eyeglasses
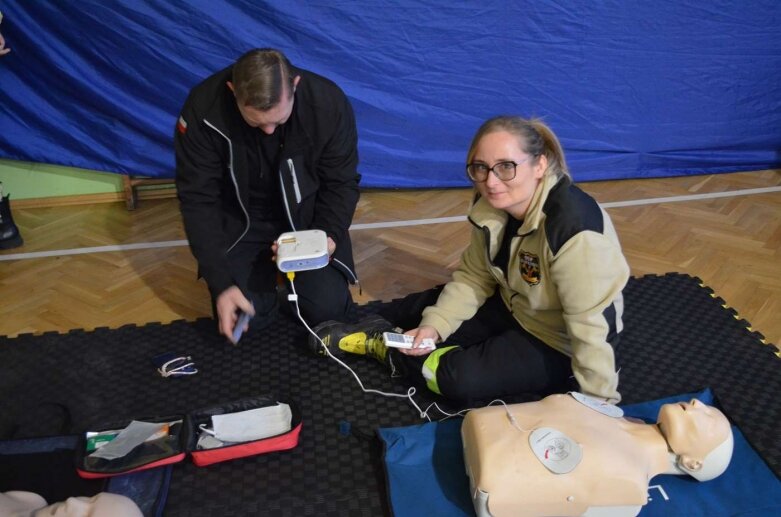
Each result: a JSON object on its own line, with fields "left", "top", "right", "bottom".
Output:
{"left": 466, "top": 157, "right": 532, "bottom": 182}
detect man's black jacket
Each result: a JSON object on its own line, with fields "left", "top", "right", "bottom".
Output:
{"left": 174, "top": 66, "right": 360, "bottom": 296}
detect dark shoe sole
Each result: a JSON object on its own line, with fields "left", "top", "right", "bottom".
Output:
{"left": 0, "top": 235, "right": 23, "bottom": 250}
{"left": 308, "top": 319, "right": 345, "bottom": 357}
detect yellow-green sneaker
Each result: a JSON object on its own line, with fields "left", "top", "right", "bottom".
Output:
{"left": 309, "top": 314, "right": 394, "bottom": 361}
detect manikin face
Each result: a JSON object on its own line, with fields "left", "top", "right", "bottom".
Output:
{"left": 471, "top": 131, "right": 547, "bottom": 219}
{"left": 657, "top": 399, "right": 730, "bottom": 462}
{"left": 229, "top": 75, "right": 300, "bottom": 135}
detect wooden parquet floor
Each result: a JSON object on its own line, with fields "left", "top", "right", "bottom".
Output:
{"left": 1, "top": 170, "right": 780, "bottom": 350}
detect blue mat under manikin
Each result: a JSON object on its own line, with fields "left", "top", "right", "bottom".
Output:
{"left": 378, "top": 389, "right": 781, "bottom": 517}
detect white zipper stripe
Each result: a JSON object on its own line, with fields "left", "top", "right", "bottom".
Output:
{"left": 203, "top": 120, "right": 248, "bottom": 252}
{"left": 288, "top": 158, "right": 302, "bottom": 203}
{"left": 278, "top": 165, "right": 297, "bottom": 230}
{"left": 332, "top": 257, "right": 358, "bottom": 283}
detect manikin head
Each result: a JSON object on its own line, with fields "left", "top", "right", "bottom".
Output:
{"left": 657, "top": 398, "right": 734, "bottom": 481}
{"left": 0, "top": 491, "right": 142, "bottom": 517}
{"left": 34, "top": 493, "right": 142, "bottom": 517}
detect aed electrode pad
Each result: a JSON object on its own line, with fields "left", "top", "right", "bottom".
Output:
{"left": 529, "top": 427, "right": 583, "bottom": 474}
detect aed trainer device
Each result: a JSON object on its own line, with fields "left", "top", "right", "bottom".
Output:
{"left": 276, "top": 230, "right": 330, "bottom": 273}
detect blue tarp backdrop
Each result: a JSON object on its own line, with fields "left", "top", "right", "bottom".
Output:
{"left": 0, "top": 1, "right": 779, "bottom": 187}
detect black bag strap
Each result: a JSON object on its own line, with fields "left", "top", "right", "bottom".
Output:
{"left": 1, "top": 402, "right": 73, "bottom": 439}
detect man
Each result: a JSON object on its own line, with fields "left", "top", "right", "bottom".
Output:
{"left": 175, "top": 49, "right": 360, "bottom": 343}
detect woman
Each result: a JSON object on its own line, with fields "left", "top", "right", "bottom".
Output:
{"left": 314, "top": 116, "right": 629, "bottom": 405}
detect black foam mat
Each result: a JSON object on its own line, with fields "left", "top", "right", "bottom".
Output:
{"left": 1, "top": 273, "right": 779, "bottom": 515}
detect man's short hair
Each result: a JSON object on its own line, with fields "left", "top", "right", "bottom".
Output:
{"left": 232, "top": 48, "right": 296, "bottom": 110}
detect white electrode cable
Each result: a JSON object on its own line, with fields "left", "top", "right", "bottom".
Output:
{"left": 286, "top": 272, "right": 430, "bottom": 419}
{"left": 415, "top": 398, "right": 531, "bottom": 426}
{"left": 283, "top": 272, "right": 525, "bottom": 423}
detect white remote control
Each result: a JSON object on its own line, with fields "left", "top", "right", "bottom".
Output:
{"left": 382, "top": 332, "right": 436, "bottom": 349}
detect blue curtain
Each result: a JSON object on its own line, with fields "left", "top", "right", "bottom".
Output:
{"left": 1, "top": 1, "right": 779, "bottom": 187}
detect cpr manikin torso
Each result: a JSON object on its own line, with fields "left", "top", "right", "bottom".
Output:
{"left": 461, "top": 393, "right": 733, "bottom": 517}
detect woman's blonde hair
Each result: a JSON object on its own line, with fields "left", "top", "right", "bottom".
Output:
{"left": 466, "top": 116, "right": 570, "bottom": 180}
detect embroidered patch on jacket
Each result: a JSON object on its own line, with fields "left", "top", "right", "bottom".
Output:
{"left": 519, "top": 251, "right": 541, "bottom": 285}
{"left": 177, "top": 115, "right": 188, "bottom": 134}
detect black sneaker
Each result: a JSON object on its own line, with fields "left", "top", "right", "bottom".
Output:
{"left": 0, "top": 185, "right": 23, "bottom": 250}
{"left": 308, "top": 314, "right": 394, "bottom": 360}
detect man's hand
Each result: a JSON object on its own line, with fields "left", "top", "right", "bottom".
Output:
{"left": 398, "top": 325, "right": 440, "bottom": 356}
{"left": 216, "top": 286, "right": 255, "bottom": 344}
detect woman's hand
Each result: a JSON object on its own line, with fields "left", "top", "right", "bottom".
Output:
{"left": 399, "top": 326, "right": 440, "bottom": 356}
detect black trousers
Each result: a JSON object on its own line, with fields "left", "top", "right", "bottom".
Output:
{"left": 381, "top": 286, "right": 574, "bottom": 405}
{"left": 219, "top": 221, "right": 356, "bottom": 330}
